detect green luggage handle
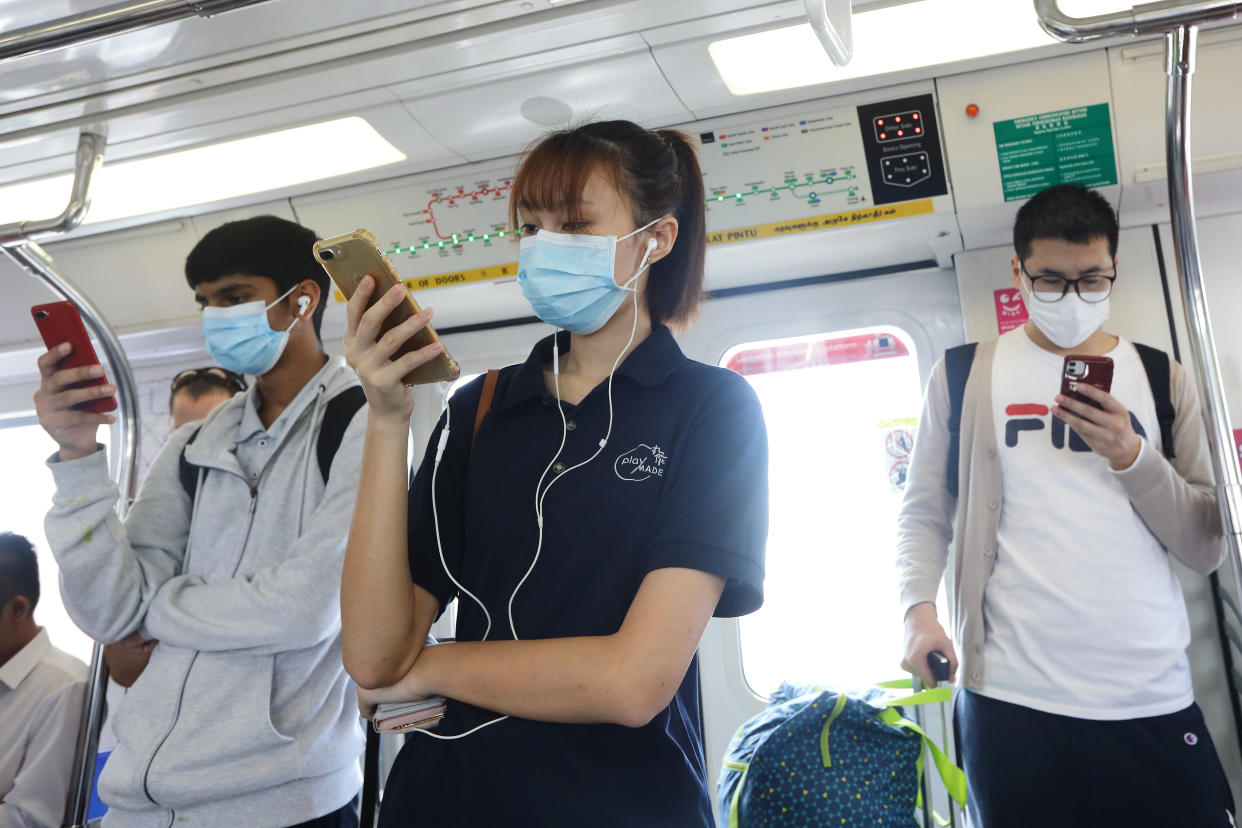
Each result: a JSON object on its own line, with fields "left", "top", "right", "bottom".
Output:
{"left": 726, "top": 681, "right": 966, "bottom": 828}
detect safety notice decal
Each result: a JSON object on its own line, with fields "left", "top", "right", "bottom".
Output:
{"left": 879, "top": 416, "right": 918, "bottom": 492}
{"left": 994, "top": 288, "right": 1029, "bottom": 334}
{"left": 706, "top": 199, "right": 934, "bottom": 247}
{"left": 993, "top": 103, "right": 1118, "bottom": 202}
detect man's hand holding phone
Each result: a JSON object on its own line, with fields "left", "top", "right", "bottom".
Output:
{"left": 1052, "top": 382, "right": 1143, "bottom": 471}
{"left": 343, "top": 276, "right": 445, "bottom": 425}
{"left": 33, "top": 342, "right": 117, "bottom": 462}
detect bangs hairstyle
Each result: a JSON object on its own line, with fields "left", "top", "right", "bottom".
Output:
{"left": 185, "top": 215, "right": 329, "bottom": 337}
{"left": 1013, "top": 183, "right": 1119, "bottom": 262}
{"left": 510, "top": 120, "right": 707, "bottom": 328}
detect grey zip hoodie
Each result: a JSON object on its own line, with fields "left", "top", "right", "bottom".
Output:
{"left": 45, "top": 357, "right": 366, "bottom": 828}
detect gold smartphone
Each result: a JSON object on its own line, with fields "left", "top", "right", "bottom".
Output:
{"left": 314, "top": 229, "right": 460, "bottom": 385}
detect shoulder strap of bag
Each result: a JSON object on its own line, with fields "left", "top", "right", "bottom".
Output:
{"left": 472, "top": 369, "right": 500, "bottom": 448}
{"left": 1133, "top": 342, "right": 1176, "bottom": 460}
{"left": 179, "top": 426, "right": 204, "bottom": 502}
{"left": 317, "top": 385, "right": 368, "bottom": 482}
{"left": 180, "top": 384, "right": 368, "bottom": 502}
{"left": 944, "top": 343, "right": 978, "bottom": 497}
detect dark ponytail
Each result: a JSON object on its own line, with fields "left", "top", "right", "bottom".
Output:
{"left": 510, "top": 121, "right": 708, "bottom": 328}
{"left": 647, "top": 130, "right": 706, "bottom": 328}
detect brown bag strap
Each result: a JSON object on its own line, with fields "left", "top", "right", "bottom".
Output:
{"left": 472, "top": 369, "right": 500, "bottom": 447}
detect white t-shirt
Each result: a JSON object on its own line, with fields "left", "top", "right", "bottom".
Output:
{"left": 979, "top": 328, "right": 1194, "bottom": 720}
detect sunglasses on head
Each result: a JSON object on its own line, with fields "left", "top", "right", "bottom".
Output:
{"left": 170, "top": 366, "right": 248, "bottom": 395}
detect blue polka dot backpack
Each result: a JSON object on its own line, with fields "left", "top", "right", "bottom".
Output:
{"left": 718, "top": 681, "right": 966, "bottom": 827}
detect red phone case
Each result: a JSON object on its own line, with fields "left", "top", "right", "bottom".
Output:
{"left": 1061, "top": 355, "right": 1114, "bottom": 410}
{"left": 30, "top": 301, "right": 117, "bottom": 414}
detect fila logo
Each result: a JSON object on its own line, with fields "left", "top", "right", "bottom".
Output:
{"left": 1004, "top": 404, "right": 1147, "bottom": 450}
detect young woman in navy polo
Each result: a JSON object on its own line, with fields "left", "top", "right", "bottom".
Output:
{"left": 341, "top": 120, "right": 769, "bottom": 826}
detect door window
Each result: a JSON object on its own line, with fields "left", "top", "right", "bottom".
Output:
{"left": 722, "top": 327, "right": 930, "bottom": 695}
{"left": 0, "top": 422, "right": 111, "bottom": 664}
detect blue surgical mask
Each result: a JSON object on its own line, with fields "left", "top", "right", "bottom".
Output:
{"left": 201, "top": 284, "right": 302, "bottom": 376}
{"left": 517, "top": 219, "right": 659, "bottom": 335}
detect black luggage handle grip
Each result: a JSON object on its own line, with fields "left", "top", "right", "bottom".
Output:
{"left": 928, "top": 651, "right": 951, "bottom": 684}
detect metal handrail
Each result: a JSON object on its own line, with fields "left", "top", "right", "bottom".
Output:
{"left": 1034, "top": 0, "right": 1240, "bottom": 42}
{"left": 0, "top": 127, "right": 140, "bottom": 826}
{"left": 0, "top": 0, "right": 281, "bottom": 63}
{"left": 1037, "top": 0, "right": 1242, "bottom": 754}
{"left": 0, "top": 133, "right": 105, "bottom": 248}
{"left": 2, "top": 244, "right": 140, "bottom": 828}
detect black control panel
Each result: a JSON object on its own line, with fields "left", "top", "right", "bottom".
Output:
{"left": 856, "top": 93, "right": 948, "bottom": 206}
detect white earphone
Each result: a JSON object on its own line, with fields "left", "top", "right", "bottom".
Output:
{"left": 296, "top": 295, "right": 311, "bottom": 315}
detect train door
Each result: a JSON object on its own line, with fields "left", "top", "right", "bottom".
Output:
{"left": 678, "top": 265, "right": 966, "bottom": 815}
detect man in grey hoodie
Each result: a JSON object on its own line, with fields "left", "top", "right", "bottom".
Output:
{"left": 33, "top": 216, "right": 366, "bottom": 828}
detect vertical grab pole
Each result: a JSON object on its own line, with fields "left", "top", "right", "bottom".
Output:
{"left": 2, "top": 243, "right": 141, "bottom": 828}
{"left": 1163, "top": 24, "right": 1242, "bottom": 599}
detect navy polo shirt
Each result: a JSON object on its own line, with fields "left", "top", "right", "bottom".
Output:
{"left": 381, "top": 325, "right": 768, "bottom": 828}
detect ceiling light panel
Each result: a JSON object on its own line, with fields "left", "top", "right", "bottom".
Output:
{"left": 0, "top": 116, "right": 405, "bottom": 227}
{"left": 709, "top": 0, "right": 1074, "bottom": 96}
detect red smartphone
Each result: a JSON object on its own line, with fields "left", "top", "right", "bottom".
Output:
{"left": 31, "top": 301, "right": 117, "bottom": 413}
{"left": 1061, "top": 355, "right": 1114, "bottom": 409}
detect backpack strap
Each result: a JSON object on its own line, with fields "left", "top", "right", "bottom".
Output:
{"left": 1133, "top": 343, "right": 1176, "bottom": 460}
{"left": 472, "top": 369, "right": 500, "bottom": 448}
{"left": 179, "top": 426, "right": 204, "bottom": 502}
{"left": 317, "top": 386, "right": 368, "bottom": 482}
{"left": 943, "top": 343, "right": 978, "bottom": 497}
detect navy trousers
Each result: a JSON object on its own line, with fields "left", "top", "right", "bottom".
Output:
{"left": 956, "top": 690, "right": 1235, "bottom": 828}
{"left": 286, "top": 793, "right": 361, "bottom": 828}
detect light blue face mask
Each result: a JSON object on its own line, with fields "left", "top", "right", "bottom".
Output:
{"left": 517, "top": 219, "right": 659, "bottom": 335}
{"left": 201, "top": 284, "right": 303, "bottom": 376}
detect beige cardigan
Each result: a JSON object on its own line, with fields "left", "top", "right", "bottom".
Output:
{"left": 895, "top": 336, "right": 1227, "bottom": 690}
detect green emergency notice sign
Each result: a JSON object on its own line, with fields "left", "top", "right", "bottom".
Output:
{"left": 993, "top": 104, "right": 1117, "bottom": 201}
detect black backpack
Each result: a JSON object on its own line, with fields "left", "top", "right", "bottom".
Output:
{"left": 943, "top": 342, "right": 1176, "bottom": 497}
{"left": 178, "top": 385, "right": 367, "bottom": 501}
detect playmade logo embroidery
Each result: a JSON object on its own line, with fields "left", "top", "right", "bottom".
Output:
{"left": 615, "top": 443, "right": 668, "bottom": 482}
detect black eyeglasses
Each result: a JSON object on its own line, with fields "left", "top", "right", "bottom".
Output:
{"left": 171, "top": 366, "right": 248, "bottom": 395}
{"left": 1020, "top": 264, "right": 1117, "bottom": 304}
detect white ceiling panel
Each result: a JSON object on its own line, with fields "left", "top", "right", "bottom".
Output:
{"left": 396, "top": 46, "right": 693, "bottom": 161}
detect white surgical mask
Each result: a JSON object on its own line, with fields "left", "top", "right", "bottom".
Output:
{"left": 1021, "top": 283, "right": 1110, "bottom": 349}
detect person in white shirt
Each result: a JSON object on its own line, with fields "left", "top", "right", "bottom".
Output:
{"left": 0, "top": 532, "right": 88, "bottom": 828}
{"left": 896, "top": 184, "right": 1235, "bottom": 827}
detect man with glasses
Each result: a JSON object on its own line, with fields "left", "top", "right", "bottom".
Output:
{"left": 896, "top": 184, "right": 1233, "bottom": 826}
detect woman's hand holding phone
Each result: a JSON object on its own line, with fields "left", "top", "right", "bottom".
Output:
{"left": 33, "top": 342, "right": 117, "bottom": 462}
{"left": 1051, "top": 383, "right": 1143, "bottom": 471}
{"left": 343, "top": 276, "right": 444, "bottom": 425}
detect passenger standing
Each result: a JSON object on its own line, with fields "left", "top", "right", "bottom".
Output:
{"left": 0, "top": 532, "right": 87, "bottom": 828}
{"left": 896, "top": 184, "right": 1235, "bottom": 827}
{"left": 33, "top": 216, "right": 366, "bottom": 828}
{"left": 341, "top": 120, "right": 769, "bottom": 827}
{"left": 106, "top": 366, "right": 248, "bottom": 688}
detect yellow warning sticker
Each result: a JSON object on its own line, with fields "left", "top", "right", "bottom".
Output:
{"left": 705, "top": 199, "right": 935, "bottom": 246}
{"left": 332, "top": 262, "right": 520, "bottom": 302}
